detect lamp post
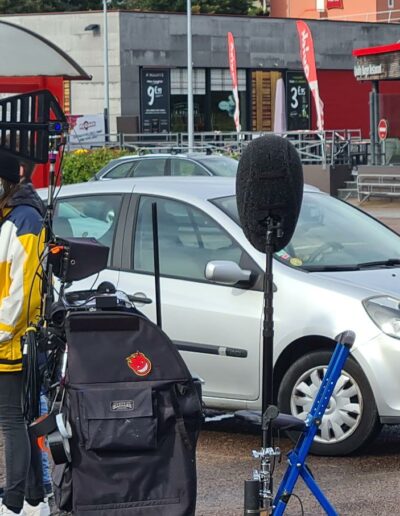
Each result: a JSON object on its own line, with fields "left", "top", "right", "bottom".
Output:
{"left": 187, "top": 0, "right": 194, "bottom": 152}
{"left": 103, "top": 0, "right": 110, "bottom": 137}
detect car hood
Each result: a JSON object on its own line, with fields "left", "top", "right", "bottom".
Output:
{"left": 312, "top": 267, "right": 400, "bottom": 300}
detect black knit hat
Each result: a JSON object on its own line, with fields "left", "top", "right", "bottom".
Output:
{"left": 0, "top": 154, "right": 20, "bottom": 184}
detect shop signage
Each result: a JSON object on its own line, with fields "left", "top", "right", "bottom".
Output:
{"left": 67, "top": 114, "right": 105, "bottom": 147}
{"left": 378, "top": 118, "right": 388, "bottom": 141}
{"left": 353, "top": 51, "right": 400, "bottom": 80}
{"left": 140, "top": 69, "right": 170, "bottom": 133}
{"left": 286, "top": 71, "right": 311, "bottom": 131}
{"left": 354, "top": 63, "right": 384, "bottom": 80}
{"left": 327, "top": 0, "right": 344, "bottom": 9}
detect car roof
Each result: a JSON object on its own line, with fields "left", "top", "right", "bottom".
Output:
{"left": 111, "top": 153, "right": 236, "bottom": 162}
{"left": 39, "top": 177, "right": 321, "bottom": 204}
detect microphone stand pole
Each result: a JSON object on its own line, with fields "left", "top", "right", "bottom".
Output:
{"left": 244, "top": 217, "right": 282, "bottom": 515}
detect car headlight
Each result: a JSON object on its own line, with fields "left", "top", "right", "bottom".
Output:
{"left": 363, "top": 296, "right": 400, "bottom": 339}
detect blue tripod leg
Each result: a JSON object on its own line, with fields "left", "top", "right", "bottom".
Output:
{"left": 273, "top": 330, "right": 355, "bottom": 515}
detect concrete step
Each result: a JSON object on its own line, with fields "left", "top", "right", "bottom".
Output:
{"left": 337, "top": 188, "right": 358, "bottom": 200}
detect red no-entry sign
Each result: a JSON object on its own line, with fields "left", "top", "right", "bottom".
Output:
{"left": 378, "top": 118, "right": 388, "bottom": 141}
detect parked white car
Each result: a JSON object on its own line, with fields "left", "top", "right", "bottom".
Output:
{"left": 42, "top": 177, "right": 400, "bottom": 456}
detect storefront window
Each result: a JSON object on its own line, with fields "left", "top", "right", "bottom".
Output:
{"left": 170, "top": 95, "right": 206, "bottom": 132}
{"left": 170, "top": 69, "right": 206, "bottom": 132}
{"left": 210, "top": 69, "right": 246, "bottom": 132}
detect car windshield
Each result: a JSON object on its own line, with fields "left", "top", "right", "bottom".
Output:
{"left": 213, "top": 192, "right": 400, "bottom": 271}
{"left": 196, "top": 156, "right": 238, "bottom": 177}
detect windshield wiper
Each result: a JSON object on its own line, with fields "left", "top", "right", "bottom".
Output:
{"left": 302, "top": 265, "right": 361, "bottom": 272}
{"left": 356, "top": 259, "right": 400, "bottom": 269}
{"left": 304, "top": 259, "right": 400, "bottom": 272}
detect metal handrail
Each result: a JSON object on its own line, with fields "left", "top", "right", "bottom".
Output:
{"left": 329, "top": 8, "right": 400, "bottom": 22}
{"left": 65, "top": 129, "right": 365, "bottom": 167}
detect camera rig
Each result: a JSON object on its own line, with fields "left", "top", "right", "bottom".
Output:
{"left": 0, "top": 89, "right": 111, "bottom": 422}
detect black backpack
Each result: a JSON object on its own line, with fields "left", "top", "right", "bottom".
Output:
{"left": 52, "top": 310, "right": 203, "bottom": 516}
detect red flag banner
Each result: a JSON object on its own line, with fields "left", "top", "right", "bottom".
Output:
{"left": 296, "top": 20, "right": 324, "bottom": 131}
{"left": 327, "top": 0, "right": 344, "bottom": 9}
{"left": 227, "top": 32, "right": 241, "bottom": 133}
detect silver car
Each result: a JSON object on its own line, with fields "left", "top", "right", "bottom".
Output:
{"left": 92, "top": 153, "right": 238, "bottom": 181}
{"left": 45, "top": 177, "right": 400, "bottom": 456}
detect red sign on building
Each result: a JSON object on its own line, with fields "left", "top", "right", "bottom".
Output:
{"left": 327, "top": 0, "right": 344, "bottom": 9}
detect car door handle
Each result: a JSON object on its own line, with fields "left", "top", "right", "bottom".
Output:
{"left": 128, "top": 293, "right": 153, "bottom": 304}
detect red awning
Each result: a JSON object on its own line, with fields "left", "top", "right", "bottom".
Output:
{"left": 0, "top": 20, "right": 90, "bottom": 79}
{"left": 353, "top": 42, "right": 400, "bottom": 57}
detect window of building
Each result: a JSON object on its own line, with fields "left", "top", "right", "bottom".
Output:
{"left": 388, "top": 0, "right": 394, "bottom": 8}
{"left": 210, "top": 69, "right": 247, "bottom": 131}
{"left": 170, "top": 69, "right": 206, "bottom": 132}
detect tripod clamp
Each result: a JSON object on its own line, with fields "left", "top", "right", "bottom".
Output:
{"left": 250, "top": 405, "right": 281, "bottom": 511}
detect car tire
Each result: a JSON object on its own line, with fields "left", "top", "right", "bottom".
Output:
{"left": 277, "top": 350, "right": 381, "bottom": 456}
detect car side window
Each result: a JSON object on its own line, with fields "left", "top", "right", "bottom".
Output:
{"left": 105, "top": 162, "right": 134, "bottom": 179}
{"left": 53, "top": 195, "right": 122, "bottom": 249}
{"left": 132, "top": 159, "right": 167, "bottom": 177}
{"left": 170, "top": 158, "right": 209, "bottom": 176}
{"left": 133, "top": 196, "right": 242, "bottom": 281}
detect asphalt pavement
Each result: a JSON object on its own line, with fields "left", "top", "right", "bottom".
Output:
{"left": 196, "top": 419, "right": 400, "bottom": 516}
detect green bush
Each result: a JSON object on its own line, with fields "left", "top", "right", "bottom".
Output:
{"left": 62, "top": 147, "right": 133, "bottom": 184}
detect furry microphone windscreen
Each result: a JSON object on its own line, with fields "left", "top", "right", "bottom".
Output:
{"left": 236, "top": 135, "right": 304, "bottom": 253}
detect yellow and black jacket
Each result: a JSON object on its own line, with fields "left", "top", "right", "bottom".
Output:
{"left": 0, "top": 184, "right": 45, "bottom": 372}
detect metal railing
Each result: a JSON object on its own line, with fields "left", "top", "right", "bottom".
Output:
{"left": 66, "top": 129, "right": 366, "bottom": 167}
{"left": 329, "top": 8, "right": 400, "bottom": 23}
{"left": 357, "top": 173, "right": 400, "bottom": 203}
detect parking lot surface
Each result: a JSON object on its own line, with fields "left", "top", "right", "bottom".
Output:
{"left": 197, "top": 420, "right": 400, "bottom": 515}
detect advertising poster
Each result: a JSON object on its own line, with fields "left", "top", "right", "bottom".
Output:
{"left": 67, "top": 114, "right": 105, "bottom": 147}
{"left": 327, "top": 0, "right": 344, "bottom": 9}
{"left": 296, "top": 20, "right": 324, "bottom": 131}
{"left": 227, "top": 32, "right": 241, "bottom": 133}
{"left": 286, "top": 71, "right": 311, "bottom": 131}
{"left": 140, "top": 69, "right": 170, "bottom": 133}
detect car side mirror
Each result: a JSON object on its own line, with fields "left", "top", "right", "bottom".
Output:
{"left": 205, "top": 260, "right": 253, "bottom": 286}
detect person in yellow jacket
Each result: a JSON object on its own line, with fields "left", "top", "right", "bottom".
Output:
{"left": 0, "top": 154, "right": 50, "bottom": 516}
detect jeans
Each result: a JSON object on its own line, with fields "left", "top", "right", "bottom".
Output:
{"left": 0, "top": 372, "right": 44, "bottom": 511}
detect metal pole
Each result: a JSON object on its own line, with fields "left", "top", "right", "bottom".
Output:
{"left": 187, "top": 0, "right": 194, "bottom": 152}
{"left": 369, "top": 90, "right": 376, "bottom": 166}
{"left": 103, "top": 0, "right": 110, "bottom": 137}
{"left": 373, "top": 81, "right": 380, "bottom": 165}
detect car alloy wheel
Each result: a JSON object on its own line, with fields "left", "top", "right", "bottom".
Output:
{"left": 277, "top": 350, "right": 381, "bottom": 455}
{"left": 290, "top": 366, "right": 362, "bottom": 444}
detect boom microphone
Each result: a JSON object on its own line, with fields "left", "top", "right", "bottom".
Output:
{"left": 236, "top": 135, "right": 304, "bottom": 253}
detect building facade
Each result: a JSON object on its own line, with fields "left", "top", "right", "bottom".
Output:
{"left": 270, "top": 0, "right": 400, "bottom": 22}
{"left": 2, "top": 11, "right": 400, "bottom": 137}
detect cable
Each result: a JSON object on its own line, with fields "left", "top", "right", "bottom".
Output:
{"left": 290, "top": 493, "right": 305, "bottom": 516}
{"left": 22, "top": 135, "right": 68, "bottom": 423}
{"left": 22, "top": 327, "right": 40, "bottom": 423}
